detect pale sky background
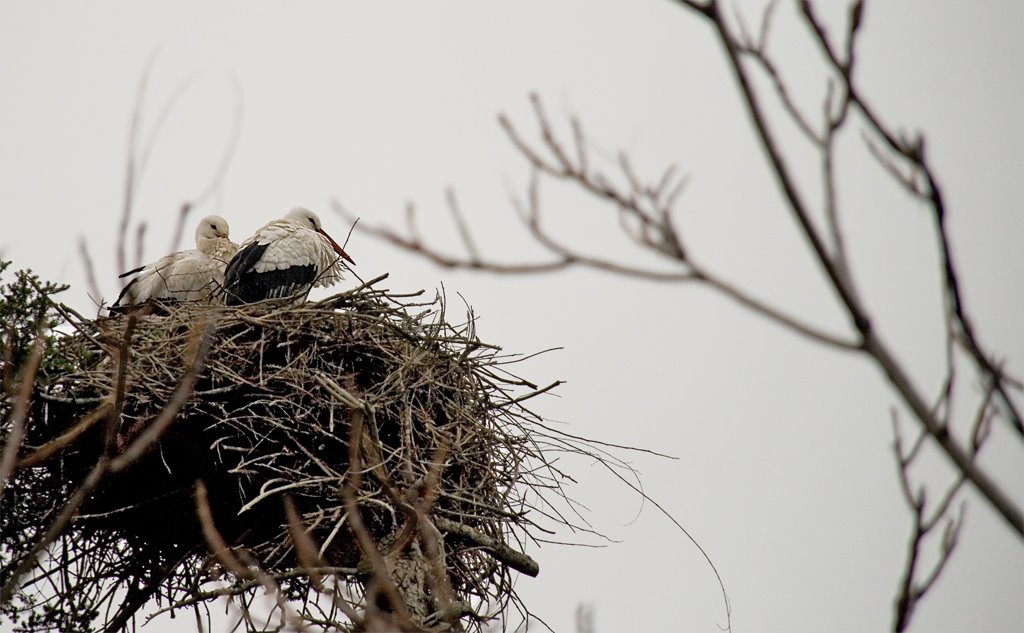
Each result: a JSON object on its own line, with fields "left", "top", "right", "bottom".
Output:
{"left": 1, "top": 1, "right": 1022, "bottom": 632}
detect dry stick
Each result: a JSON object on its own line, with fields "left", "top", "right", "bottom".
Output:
{"left": 11, "top": 317, "right": 211, "bottom": 628}
{"left": 103, "top": 545, "right": 198, "bottom": 633}
{"left": 74, "top": 237, "right": 104, "bottom": 308}
{"left": 515, "top": 166, "right": 677, "bottom": 279}
{"left": 104, "top": 314, "right": 137, "bottom": 457}
{"left": 496, "top": 380, "right": 563, "bottom": 410}
{"left": 133, "top": 221, "right": 147, "bottom": 274}
{"left": 341, "top": 407, "right": 416, "bottom": 628}
{"left": 734, "top": 1, "right": 1019, "bottom": 622}
{"left": 799, "top": 0, "right": 1023, "bottom": 438}
{"left": 0, "top": 333, "right": 46, "bottom": 502}
{"left": 340, "top": 209, "right": 572, "bottom": 275}
{"left": 689, "top": 265, "right": 860, "bottom": 351}
{"left": 733, "top": 4, "right": 823, "bottom": 146}
{"left": 0, "top": 456, "right": 111, "bottom": 603}
{"left": 405, "top": 442, "right": 463, "bottom": 622}
{"left": 116, "top": 57, "right": 160, "bottom": 281}
{"left": 863, "top": 194, "right": 1022, "bottom": 535}
{"left": 120, "top": 65, "right": 211, "bottom": 274}
{"left": 685, "top": 0, "right": 1024, "bottom": 538}
{"left": 168, "top": 76, "right": 244, "bottom": 252}
{"left": 527, "top": 128, "right": 857, "bottom": 350}
{"left": 433, "top": 518, "right": 538, "bottom": 578}
{"left": 820, "top": 86, "right": 857, "bottom": 303}
{"left": 7, "top": 283, "right": 580, "bottom": 627}
{"left": 924, "top": 158, "right": 1022, "bottom": 435}
{"left": 447, "top": 188, "right": 482, "bottom": 262}
{"left": 282, "top": 495, "right": 363, "bottom": 624}
{"left": 194, "top": 480, "right": 254, "bottom": 581}
{"left": 196, "top": 479, "right": 305, "bottom": 631}
{"left": 109, "top": 319, "right": 214, "bottom": 472}
{"left": 169, "top": 202, "right": 193, "bottom": 255}
{"left": 312, "top": 272, "right": 391, "bottom": 310}
{"left": 126, "top": 76, "right": 210, "bottom": 274}
{"left": 284, "top": 495, "right": 326, "bottom": 590}
{"left": 891, "top": 415, "right": 966, "bottom": 632}
{"left": 49, "top": 300, "right": 105, "bottom": 349}
{"left": 505, "top": 110, "right": 860, "bottom": 351}
{"left": 143, "top": 567, "right": 360, "bottom": 623}
{"left": 703, "top": 2, "right": 868, "bottom": 334}
{"left": 593, "top": 446, "right": 732, "bottom": 632}
{"left": 729, "top": 0, "right": 1023, "bottom": 617}
{"left": 894, "top": 498, "right": 964, "bottom": 633}
{"left": 16, "top": 402, "right": 113, "bottom": 470}
{"left": 891, "top": 385, "right": 995, "bottom": 631}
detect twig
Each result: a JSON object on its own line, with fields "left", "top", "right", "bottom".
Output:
{"left": 433, "top": 517, "right": 538, "bottom": 578}
{"left": 16, "top": 402, "right": 113, "bottom": 469}
{"left": 109, "top": 319, "right": 214, "bottom": 472}
{"left": 0, "top": 333, "right": 45, "bottom": 502}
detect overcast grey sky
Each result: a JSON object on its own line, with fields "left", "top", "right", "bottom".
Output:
{"left": 1, "top": 1, "right": 1022, "bottom": 632}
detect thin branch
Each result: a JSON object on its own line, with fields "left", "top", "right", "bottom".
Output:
{"left": 433, "top": 517, "right": 538, "bottom": 578}
{"left": 891, "top": 410, "right": 968, "bottom": 632}
{"left": 685, "top": 0, "right": 1024, "bottom": 536}
{"left": 76, "top": 237, "right": 102, "bottom": 308}
{"left": 109, "top": 319, "right": 214, "bottom": 472}
{"left": 194, "top": 480, "right": 255, "bottom": 580}
{"left": 0, "top": 333, "right": 45, "bottom": 502}
{"left": 168, "top": 74, "right": 245, "bottom": 252}
{"left": 447, "top": 188, "right": 482, "bottom": 262}
{"left": 342, "top": 406, "right": 416, "bottom": 627}
{"left": 691, "top": 264, "right": 860, "bottom": 351}
{"left": 799, "top": 0, "right": 1024, "bottom": 438}
{"left": 0, "top": 457, "right": 111, "bottom": 603}
{"left": 16, "top": 402, "right": 113, "bottom": 470}
{"left": 117, "top": 56, "right": 157, "bottom": 280}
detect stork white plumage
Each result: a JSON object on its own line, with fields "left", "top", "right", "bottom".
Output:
{"left": 223, "top": 207, "right": 355, "bottom": 305}
{"left": 112, "top": 215, "right": 238, "bottom": 310}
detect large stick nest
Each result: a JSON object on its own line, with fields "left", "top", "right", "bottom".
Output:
{"left": 1, "top": 276, "right": 583, "bottom": 632}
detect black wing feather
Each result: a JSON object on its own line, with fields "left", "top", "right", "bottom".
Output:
{"left": 111, "top": 277, "right": 139, "bottom": 309}
{"left": 224, "top": 242, "right": 317, "bottom": 305}
{"left": 223, "top": 242, "right": 267, "bottom": 289}
{"left": 118, "top": 265, "right": 146, "bottom": 279}
{"left": 223, "top": 242, "right": 268, "bottom": 305}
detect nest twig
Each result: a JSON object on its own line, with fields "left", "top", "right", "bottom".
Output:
{"left": 0, "top": 275, "right": 619, "bottom": 632}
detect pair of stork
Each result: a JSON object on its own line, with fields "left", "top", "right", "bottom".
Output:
{"left": 112, "top": 208, "right": 355, "bottom": 310}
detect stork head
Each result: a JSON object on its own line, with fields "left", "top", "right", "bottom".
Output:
{"left": 286, "top": 207, "right": 324, "bottom": 231}
{"left": 195, "top": 215, "right": 231, "bottom": 247}
{"left": 286, "top": 207, "right": 356, "bottom": 265}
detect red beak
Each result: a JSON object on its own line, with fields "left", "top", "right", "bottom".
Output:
{"left": 318, "top": 228, "right": 356, "bottom": 265}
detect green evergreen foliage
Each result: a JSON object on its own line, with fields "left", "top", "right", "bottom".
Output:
{"left": 0, "top": 261, "right": 81, "bottom": 632}
{"left": 0, "top": 260, "right": 71, "bottom": 400}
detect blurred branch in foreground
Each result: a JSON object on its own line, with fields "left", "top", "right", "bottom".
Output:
{"left": 78, "top": 61, "right": 243, "bottom": 309}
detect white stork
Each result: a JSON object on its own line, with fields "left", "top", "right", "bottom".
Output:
{"left": 222, "top": 207, "right": 355, "bottom": 305}
{"left": 112, "top": 215, "right": 238, "bottom": 310}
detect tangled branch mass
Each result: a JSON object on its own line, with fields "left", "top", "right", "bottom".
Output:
{"left": 1, "top": 277, "right": 573, "bottom": 632}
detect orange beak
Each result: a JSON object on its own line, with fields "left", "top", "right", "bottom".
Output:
{"left": 318, "top": 228, "right": 356, "bottom": 265}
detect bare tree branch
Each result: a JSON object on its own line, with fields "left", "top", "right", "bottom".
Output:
{"left": 890, "top": 407, "right": 971, "bottom": 632}
{"left": 0, "top": 333, "right": 45, "bottom": 503}
{"left": 168, "top": 74, "right": 245, "bottom": 252}
{"left": 798, "top": 0, "right": 1024, "bottom": 438}
{"left": 685, "top": 0, "right": 1022, "bottom": 536}
{"left": 109, "top": 318, "right": 213, "bottom": 472}
{"left": 339, "top": 2, "right": 1023, "bottom": 630}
